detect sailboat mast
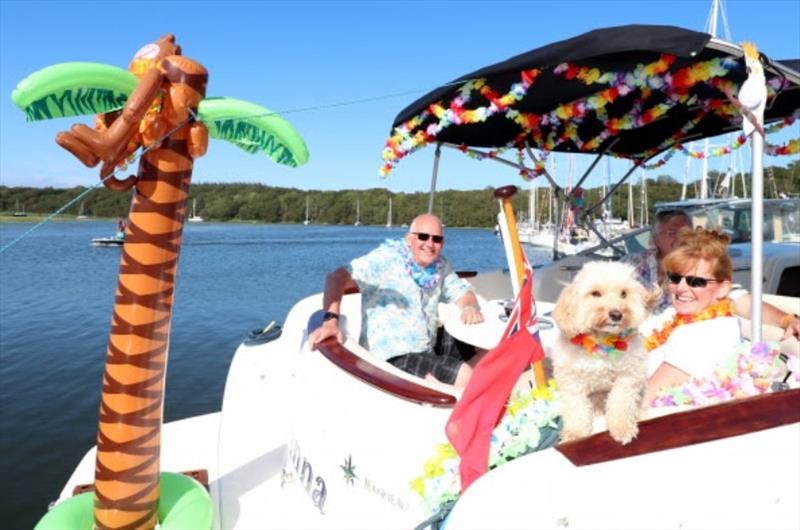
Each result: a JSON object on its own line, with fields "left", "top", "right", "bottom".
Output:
{"left": 627, "top": 168, "right": 634, "bottom": 227}
{"left": 700, "top": 0, "right": 733, "bottom": 199}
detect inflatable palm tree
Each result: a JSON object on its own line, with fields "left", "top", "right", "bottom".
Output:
{"left": 12, "top": 34, "right": 308, "bottom": 530}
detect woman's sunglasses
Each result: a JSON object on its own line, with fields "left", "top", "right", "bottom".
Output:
{"left": 666, "top": 272, "right": 720, "bottom": 288}
{"left": 411, "top": 232, "right": 444, "bottom": 244}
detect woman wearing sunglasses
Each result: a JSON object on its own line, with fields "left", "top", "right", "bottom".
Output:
{"left": 631, "top": 209, "right": 800, "bottom": 340}
{"left": 309, "top": 213, "right": 485, "bottom": 388}
{"left": 643, "top": 228, "right": 742, "bottom": 402}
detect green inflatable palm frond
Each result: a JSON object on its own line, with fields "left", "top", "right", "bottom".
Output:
{"left": 198, "top": 97, "right": 309, "bottom": 167}
{"left": 11, "top": 62, "right": 137, "bottom": 122}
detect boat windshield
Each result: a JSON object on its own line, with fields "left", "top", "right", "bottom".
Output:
{"left": 575, "top": 199, "right": 800, "bottom": 260}
{"left": 683, "top": 199, "right": 800, "bottom": 244}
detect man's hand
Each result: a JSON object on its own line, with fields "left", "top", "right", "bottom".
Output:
{"left": 460, "top": 305, "right": 484, "bottom": 325}
{"left": 781, "top": 315, "right": 800, "bottom": 341}
{"left": 308, "top": 320, "right": 343, "bottom": 350}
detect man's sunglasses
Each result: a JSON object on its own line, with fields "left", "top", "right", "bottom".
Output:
{"left": 411, "top": 232, "right": 444, "bottom": 244}
{"left": 666, "top": 272, "right": 720, "bottom": 288}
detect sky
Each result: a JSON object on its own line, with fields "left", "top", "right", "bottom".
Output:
{"left": 0, "top": 0, "right": 798, "bottom": 194}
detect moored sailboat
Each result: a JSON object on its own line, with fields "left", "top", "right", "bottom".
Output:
{"left": 188, "top": 198, "right": 204, "bottom": 223}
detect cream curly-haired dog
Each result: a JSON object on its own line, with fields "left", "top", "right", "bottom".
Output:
{"left": 552, "top": 261, "right": 659, "bottom": 444}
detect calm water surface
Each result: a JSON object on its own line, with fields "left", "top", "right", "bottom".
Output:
{"left": 0, "top": 220, "right": 549, "bottom": 528}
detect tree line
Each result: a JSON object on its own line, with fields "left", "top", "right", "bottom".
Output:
{"left": 2, "top": 161, "right": 797, "bottom": 227}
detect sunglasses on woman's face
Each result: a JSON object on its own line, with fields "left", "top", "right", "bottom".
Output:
{"left": 666, "top": 272, "right": 720, "bottom": 288}
{"left": 411, "top": 232, "right": 444, "bottom": 244}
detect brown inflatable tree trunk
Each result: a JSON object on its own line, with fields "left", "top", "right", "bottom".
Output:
{"left": 92, "top": 56, "right": 208, "bottom": 530}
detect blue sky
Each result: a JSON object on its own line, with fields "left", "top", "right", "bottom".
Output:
{"left": 1, "top": 0, "right": 798, "bottom": 193}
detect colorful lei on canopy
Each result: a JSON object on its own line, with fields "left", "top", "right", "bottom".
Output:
{"left": 380, "top": 53, "right": 797, "bottom": 180}
{"left": 570, "top": 329, "right": 636, "bottom": 360}
{"left": 644, "top": 298, "right": 734, "bottom": 352}
{"left": 383, "top": 238, "right": 443, "bottom": 291}
{"left": 650, "top": 341, "right": 798, "bottom": 408}
{"left": 411, "top": 380, "right": 560, "bottom": 514}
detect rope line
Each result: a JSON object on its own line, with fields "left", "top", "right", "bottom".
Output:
{"left": 195, "top": 81, "right": 465, "bottom": 124}
{"left": 1, "top": 116, "right": 192, "bottom": 254}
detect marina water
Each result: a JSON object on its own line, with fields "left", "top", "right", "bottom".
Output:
{"left": 0, "top": 220, "right": 550, "bottom": 528}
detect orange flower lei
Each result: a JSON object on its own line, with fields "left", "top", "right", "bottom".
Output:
{"left": 644, "top": 298, "right": 734, "bottom": 352}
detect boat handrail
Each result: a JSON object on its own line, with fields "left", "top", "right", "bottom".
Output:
{"left": 309, "top": 310, "right": 457, "bottom": 408}
{"left": 557, "top": 388, "right": 800, "bottom": 466}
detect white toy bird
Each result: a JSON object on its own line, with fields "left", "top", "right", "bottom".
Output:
{"left": 736, "top": 42, "right": 767, "bottom": 137}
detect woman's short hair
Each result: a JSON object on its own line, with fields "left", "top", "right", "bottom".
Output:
{"left": 663, "top": 227, "right": 733, "bottom": 281}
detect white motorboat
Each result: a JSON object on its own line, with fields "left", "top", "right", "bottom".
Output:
{"left": 41, "top": 24, "right": 800, "bottom": 530}
{"left": 90, "top": 232, "right": 125, "bottom": 247}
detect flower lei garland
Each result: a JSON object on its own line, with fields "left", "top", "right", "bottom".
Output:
{"left": 380, "top": 49, "right": 797, "bottom": 180}
{"left": 383, "top": 238, "right": 443, "bottom": 291}
{"left": 570, "top": 329, "right": 637, "bottom": 360}
{"left": 644, "top": 298, "right": 734, "bottom": 352}
{"left": 410, "top": 380, "right": 561, "bottom": 514}
{"left": 650, "top": 341, "right": 798, "bottom": 408}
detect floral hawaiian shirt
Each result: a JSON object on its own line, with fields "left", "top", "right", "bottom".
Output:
{"left": 347, "top": 239, "right": 471, "bottom": 361}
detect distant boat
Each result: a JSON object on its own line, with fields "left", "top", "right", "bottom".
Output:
{"left": 354, "top": 199, "right": 362, "bottom": 226}
{"left": 188, "top": 199, "right": 204, "bottom": 223}
{"left": 91, "top": 235, "right": 124, "bottom": 247}
{"left": 304, "top": 196, "right": 311, "bottom": 225}
{"left": 13, "top": 200, "right": 27, "bottom": 217}
{"left": 93, "top": 219, "right": 127, "bottom": 246}
{"left": 77, "top": 202, "right": 89, "bottom": 220}
{"left": 386, "top": 197, "right": 392, "bottom": 228}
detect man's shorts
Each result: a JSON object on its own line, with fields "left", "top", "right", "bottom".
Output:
{"left": 387, "top": 328, "right": 475, "bottom": 384}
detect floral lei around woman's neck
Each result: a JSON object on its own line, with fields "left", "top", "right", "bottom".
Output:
{"left": 644, "top": 298, "right": 734, "bottom": 352}
{"left": 570, "top": 329, "right": 637, "bottom": 360}
{"left": 383, "top": 238, "right": 443, "bottom": 291}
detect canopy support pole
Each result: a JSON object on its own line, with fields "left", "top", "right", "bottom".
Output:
{"left": 749, "top": 131, "right": 764, "bottom": 343}
{"left": 569, "top": 139, "right": 618, "bottom": 195}
{"left": 428, "top": 143, "right": 442, "bottom": 214}
{"left": 583, "top": 162, "right": 640, "bottom": 219}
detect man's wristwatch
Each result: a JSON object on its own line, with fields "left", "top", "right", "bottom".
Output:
{"left": 322, "top": 311, "right": 340, "bottom": 322}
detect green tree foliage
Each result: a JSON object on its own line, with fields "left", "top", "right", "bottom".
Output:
{"left": 2, "top": 161, "right": 797, "bottom": 227}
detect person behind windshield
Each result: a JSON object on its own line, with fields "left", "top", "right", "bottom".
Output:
{"left": 630, "top": 209, "right": 800, "bottom": 340}
{"left": 644, "top": 228, "right": 742, "bottom": 402}
{"left": 308, "top": 214, "right": 485, "bottom": 388}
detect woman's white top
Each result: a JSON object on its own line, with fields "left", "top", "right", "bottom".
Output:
{"left": 643, "top": 310, "right": 743, "bottom": 378}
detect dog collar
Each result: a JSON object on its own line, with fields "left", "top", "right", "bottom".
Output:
{"left": 570, "top": 330, "right": 636, "bottom": 361}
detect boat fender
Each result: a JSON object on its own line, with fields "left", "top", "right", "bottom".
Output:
{"left": 35, "top": 472, "right": 213, "bottom": 530}
{"left": 244, "top": 320, "right": 282, "bottom": 346}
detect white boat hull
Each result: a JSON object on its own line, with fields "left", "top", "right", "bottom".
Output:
{"left": 447, "top": 422, "right": 800, "bottom": 530}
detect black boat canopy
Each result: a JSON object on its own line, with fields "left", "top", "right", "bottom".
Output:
{"left": 381, "top": 25, "right": 799, "bottom": 176}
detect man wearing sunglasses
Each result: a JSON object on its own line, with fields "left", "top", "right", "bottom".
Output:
{"left": 309, "top": 213, "right": 485, "bottom": 388}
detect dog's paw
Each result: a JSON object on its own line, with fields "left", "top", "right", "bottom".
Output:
{"left": 559, "top": 427, "right": 590, "bottom": 443}
{"left": 608, "top": 421, "right": 639, "bottom": 445}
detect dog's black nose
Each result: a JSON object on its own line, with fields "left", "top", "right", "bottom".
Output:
{"left": 609, "top": 310, "right": 623, "bottom": 322}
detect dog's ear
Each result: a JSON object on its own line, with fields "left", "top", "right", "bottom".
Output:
{"left": 643, "top": 283, "right": 663, "bottom": 311}
{"left": 552, "top": 281, "right": 580, "bottom": 336}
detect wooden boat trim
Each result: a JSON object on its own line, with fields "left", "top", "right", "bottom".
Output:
{"left": 556, "top": 388, "right": 800, "bottom": 466}
{"left": 310, "top": 307, "right": 456, "bottom": 408}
